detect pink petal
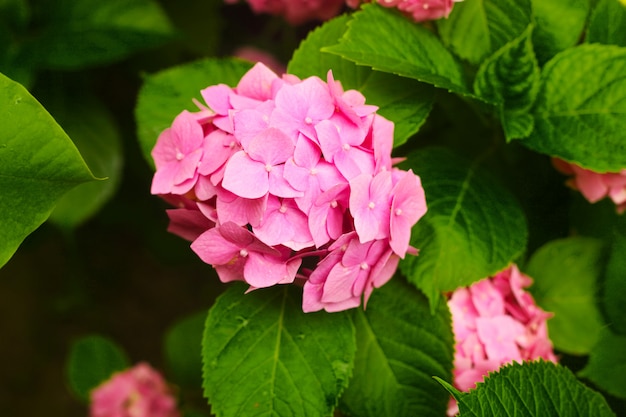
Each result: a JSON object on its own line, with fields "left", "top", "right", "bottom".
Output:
{"left": 222, "top": 151, "right": 269, "bottom": 198}
{"left": 236, "top": 62, "right": 280, "bottom": 101}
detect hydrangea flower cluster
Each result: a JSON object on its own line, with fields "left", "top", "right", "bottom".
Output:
{"left": 151, "top": 63, "right": 427, "bottom": 312}
{"left": 90, "top": 362, "right": 180, "bottom": 417}
{"left": 446, "top": 265, "right": 557, "bottom": 416}
{"left": 224, "top": 0, "right": 345, "bottom": 25}
{"left": 553, "top": 158, "right": 626, "bottom": 214}
{"left": 347, "top": 0, "right": 463, "bottom": 22}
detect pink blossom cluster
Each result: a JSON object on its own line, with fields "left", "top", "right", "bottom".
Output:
{"left": 224, "top": 0, "right": 345, "bottom": 25}
{"left": 553, "top": 158, "right": 626, "bottom": 214}
{"left": 150, "top": 63, "right": 427, "bottom": 312}
{"left": 446, "top": 265, "right": 557, "bottom": 415}
{"left": 90, "top": 362, "right": 180, "bottom": 417}
{"left": 347, "top": 0, "right": 463, "bottom": 22}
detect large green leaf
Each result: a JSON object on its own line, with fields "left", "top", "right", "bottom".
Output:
{"left": 287, "top": 15, "right": 434, "bottom": 147}
{"left": 437, "top": 361, "right": 615, "bottom": 417}
{"left": 0, "top": 73, "right": 95, "bottom": 268}
{"left": 525, "top": 237, "right": 607, "bottom": 355}
{"left": 586, "top": 0, "right": 626, "bottom": 47}
{"left": 398, "top": 147, "right": 528, "bottom": 307}
{"left": 531, "top": 0, "right": 591, "bottom": 64}
{"left": 41, "top": 89, "right": 122, "bottom": 230}
{"left": 324, "top": 3, "right": 469, "bottom": 95}
{"left": 339, "top": 278, "right": 454, "bottom": 417}
{"left": 136, "top": 58, "right": 253, "bottom": 168}
{"left": 437, "top": 0, "right": 532, "bottom": 65}
{"left": 23, "top": 0, "right": 174, "bottom": 70}
{"left": 579, "top": 328, "right": 626, "bottom": 400}
{"left": 202, "top": 283, "right": 355, "bottom": 417}
{"left": 523, "top": 44, "right": 626, "bottom": 172}
{"left": 601, "top": 230, "right": 626, "bottom": 335}
{"left": 66, "top": 334, "right": 130, "bottom": 402}
{"left": 474, "top": 24, "right": 540, "bottom": 140}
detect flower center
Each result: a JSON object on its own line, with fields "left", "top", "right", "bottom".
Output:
{"left": 360, "top": 262, "right": 369, "bottom": 270}
{"left": 239, "top": 249, "right": 249, "bottom": 258}
{"left": 368, "top": 202, "right": 376, "bottom": 210}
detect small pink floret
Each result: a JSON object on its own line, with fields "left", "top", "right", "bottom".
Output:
{"left": 446, "top": 265, "right": 557, "bottom": 415}
{"left": 553, "top": 158, "right": 626, "bottom": 214}
{"left": 90, "top": 362, "right": 180, "bottom": 417}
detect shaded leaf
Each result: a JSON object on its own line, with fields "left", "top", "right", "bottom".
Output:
{"left": 43, "top": 90, "right": 123, "bottom": 230}
{"left": 339, "top": 278, "right": 454, "bottom": 417}
{"left": 525, "top": 237, "right": 607, "bottom": 355}
{"left": 165, "top": 310, "right": 206, "bottom": 388}
{"left": 531, "top": 0, "right": 591, "bottom": 64}
{"left": 288, "top": 14, "right": 433, "bottom": 147}
{"left": 474, "top": 24, "right": 540, "bottom": 140}
{"left": 579, "top": 328, "right": 626, "bottom": 400}
{"left": 398, "top": 147, "right": 528, "bottom": 308}
{"left": 601, "top": 230, "right": 626, "bottom": 335}
{"left": 437, "top": 0, "right": 532, "bottom": 65}
{"left": 438, "top": 361, "right": 615, "bottom": 417}
{"left": 324, "top": 3, "right": 469, "bottom": 95}
{"left": 66, "top": 334, "right": 130, "bottom": 402}
{"left": 0, "top": 73, "right": 95, "bottom": 268}
{"left": 136, "top": 58, "right": 252, "bottom": 168}
{"left": 523, "top": 44, "right": 626, "bottom": 172}
{"left": 202, "top": 283, "right": 355, "bottom": 417}
{"left": 586, "top": 0, "right": 626, "bottom": 47}
{"left": 24, "top": 0, "right": 174, "bottom": 70}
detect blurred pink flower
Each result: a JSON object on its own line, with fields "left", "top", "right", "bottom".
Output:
{"left": 233, "top": 46, "right": 286, "bottom": 75}
{"left": 553, "top": 158, "right": 626, "bottom": 213}
{"left": 446, "top": 265, "right": 557, "bottom": 415}
{"left": 151, "top": 63, "right": 427, "bottom": 312}
{"left": 226, "top": 0, "right": 345, "bottom": 25}
{"left": 348, "top": 0, "right": 463, "bottom": 22}
{"left": 90, "top": 362, "right": 180, "bottom": 417}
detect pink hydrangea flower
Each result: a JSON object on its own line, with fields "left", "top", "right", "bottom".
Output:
{"left": 225, "top": 0, "right": 345, "bottom": 25}
{"left": 446, "top": 265, "right": 557, "bottom": 416}
{"left": 151, "top": 63, "right": 428, "bottom": 312}
{"left": 90, "top": 362, "right": 180, "bottom": 417}
{"left": 553, "top": 158, "right": 626, "bottom": 214}
{"left": 348, "top": 0, "right": 464, "bottom": 22}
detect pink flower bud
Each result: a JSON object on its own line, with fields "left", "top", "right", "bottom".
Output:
{"left": 90, "top": 362, "right": 180, "bottom": 417}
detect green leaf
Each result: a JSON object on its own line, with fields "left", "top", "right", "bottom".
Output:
{"left": 398, "top": 147, "right": 528, "bottom": 307}
{"left": 523, "top": 44, "right": 626, "bottom": 172}
{"left": 288, "top": 15, "right": 434, "bottom": 147}
{"left": 437, "top": 0, "right": 532, "bottom": 65}
{"left": 601, "top": 230, "right": 626, "bottom": 335}
{"left": 66, "top": 334, "right": 130, "bottom": 402}
{"left": 474, "top": 24, "right": 540, "bottom": 140}
{"left": 136, "top": 58, "right": 253, "bottom": 168}
{"left": 438, "top": 361, "right": 616, "bottom": 417}
{"left": 164, "top": 310, "right": 206, "bottom": 388}
{"left": 586, "top": 0, "right": 626, "bottom": 47}
{"left": 0, "top": 73, "right": 95, "bottom": 268}
{"left": 324, "top": 3, "right": 469, "bottom": 95}
{"left": 42, "top": 90, "right": 123, "bottom": 230}
{"left": 339, "top": 278, "right": 454, "bottom": 417}
{"left": 23, "top": 0, "right": 174, "bottom": 70}
{"left": 525, "top": 237, "right": 607, "bottom": 355}
{"left": 579, "top": 328, "right": 626, "bottom": 400}
{"left": 202, "top": 283, "right": 355, "bottom": 417}
{"left": 531, "top": 0, "right": 591, "bottom": 64}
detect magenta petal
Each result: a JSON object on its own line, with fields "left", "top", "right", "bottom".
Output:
{"left": 191, "top": 228, "right": 240, "bottom": 265}
{"left": 268, "top": 165, "right": 303, "bottom": 198}
{"left": 201, "top": 84, "right": 232, "bottom": 115}
{"left": 244, "top": 253, "right": 291, "bottom": 288}
{"left": 247, "top": 127, "right": 295, "bottom": 165}
{"left": 236, "top": 62, "right": 279, "bottom": 101}
{"left": 222, "top": 151, "right": 269, "bottom": 198}
{"left": 321, "top": 262, "right": 360, "bottom": 303}
{"left": 166, "top": 208, "right": 214, "bottom": 242}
